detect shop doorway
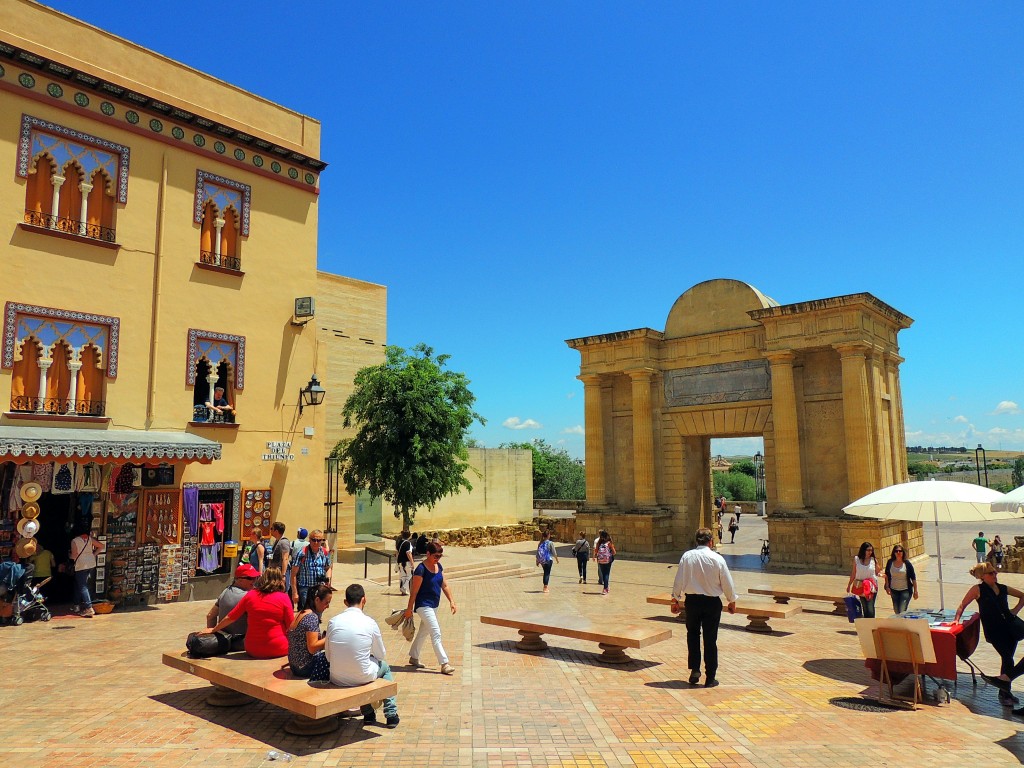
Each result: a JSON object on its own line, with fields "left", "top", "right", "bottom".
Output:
{"left": 33, "top": 490, "right": 80, "bottom": 604}
{"left": 197, "top": 488, "right": 235, "bottom": 576}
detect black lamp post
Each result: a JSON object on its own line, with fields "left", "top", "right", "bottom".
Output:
{"left": 298, "top": 374, "right": 326, "bottom": 415}
{"left": 753, "top": 451, "right": 766, "bottom": 501}
{"left": 975, "top": 443, "right": 988, "bottom": 487}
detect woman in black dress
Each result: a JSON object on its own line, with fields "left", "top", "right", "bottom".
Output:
{"left": 954, "top": 562, "right": 1024, "bottom": 708}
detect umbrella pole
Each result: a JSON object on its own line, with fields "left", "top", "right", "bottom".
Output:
{"left": 934, "top": 500, "right": 945, "bottom": 611}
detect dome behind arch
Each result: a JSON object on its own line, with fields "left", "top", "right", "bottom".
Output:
{"left": 665, "top": 279, "right": 779, "bottom": 339}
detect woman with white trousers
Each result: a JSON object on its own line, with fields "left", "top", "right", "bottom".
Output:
{"left": 404, "top": 541, "right": 457, "bottom": 675}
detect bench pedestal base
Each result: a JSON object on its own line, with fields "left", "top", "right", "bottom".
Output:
{"left": 516, "top": 630, "right": 549, "bottom": 652}
{"left": 597, "top": 643, "right": 632, "bottom": 664}
{"left": 207, "top": 684, "right": 251, "bottom": 707}
{"left": 284, "top": 714, "right": 339, "bottom": 736}
{"left": 744, "top": 615, "right": 773, "bottom": 634}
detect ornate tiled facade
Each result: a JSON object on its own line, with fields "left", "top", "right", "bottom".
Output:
{"left": 194, "top": 170, "right": 251, "bottom": 235}
{"left": 186, "top": 329, "right": 245, "bottom": 390}
{"left": 2, "top": 301, "right": 119, "bottom": 376}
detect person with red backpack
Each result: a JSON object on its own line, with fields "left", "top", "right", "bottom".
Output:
{"left": 593, "top": 530, "right": 616, "bottom": 596}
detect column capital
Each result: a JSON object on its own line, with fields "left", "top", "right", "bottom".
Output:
{"left": 883, "top": 351, "right": 905, "bottom": 366}
{"left": 833, "top": 342, "right": 872, "bottom": 358}
{"left": 625, "top": 367, "right": 658, "bottom": 381}
{"left": 37, "top": 357, "right": 53, "bottom": 370}
{"left": 214, "top": 217, "right": 226, "bottom": 229}
{"left": 578, "top": 373, "right": 604, "bottom": 386}
{"left": 51, "top": 174, "right": 66, "bottom": 187}
{"left": 67, "top": 360, "right": 83, "bottom": 371}
{"left": 764, "top": 350, "right": 796, "bottom": 365}
{"left": 79, "top": 181, "right": 94, "bottom": 194}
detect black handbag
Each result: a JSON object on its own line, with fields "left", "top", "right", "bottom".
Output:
{"left": 186, "top": 631, "right": 242, "bottom": 657}
{"left": 1010, "top": 616, "right": 1024, "bottom": 643}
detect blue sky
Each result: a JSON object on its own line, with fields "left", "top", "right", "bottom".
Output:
{"left": 52, "top": 2, "right": 1024, "bottom": 458}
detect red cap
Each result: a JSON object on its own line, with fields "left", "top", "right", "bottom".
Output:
{"left": 235, "top": 564, "right": 260, "bottom": 579}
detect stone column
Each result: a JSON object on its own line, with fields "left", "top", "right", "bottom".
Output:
{"left": 78, "top": 181, "right": 93, "bottom": 236}
{"left": 49, "top": 175, "right": 65, "bottom": 228}
{"left": 765, "top": 351, "right": 804, "bottom": 509}
{"left": 213, "top": 217, "right": 226, "bottom": 265}
{"left": 35, "top": 357, "right": 52, "bottom": 413}
{"left": 67, "top": 352, "right": 82, "bottom": 415}
{"left": 579, "top": 374, "right": 606, "bottom": 507}
{"left": 885, "top": 352, "right": 908, "bottom": 481}
{"left": 627, "top": 368, "right": 657, "bottom": 507}
{"left": 836, "top": 343, "right": 877, "bottom": 500}
{"left": 865, "top": 350, "right": 891, "bottom": 488}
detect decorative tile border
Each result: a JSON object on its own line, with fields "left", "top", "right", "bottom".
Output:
{"left": 2, "top": 302, "right": 120, "bottom": 377}
{"left": 194, "top": 170, "right": 251, "bottom": 236}
{"left": 186, "top": 328, "right": 245, "bottom": 390}
{"left": 2, "top": 64, "right": 321, "bottom": 189}
{"left": 17, "top": 114, "right": 130, "bottom": 203}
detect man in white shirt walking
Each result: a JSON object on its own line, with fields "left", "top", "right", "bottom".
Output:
{"left": 671, "top": 527, "right": 737, "bottom": 688}
{"left": 324, "top": 583, "right": 399, "bottom": 727}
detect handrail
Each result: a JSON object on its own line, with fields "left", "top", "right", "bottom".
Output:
{"left": 364, "top": 546, "right": 394, "bottom": 586}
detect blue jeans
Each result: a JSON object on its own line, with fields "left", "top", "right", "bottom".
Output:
{"left": 359, "top": 659, "right": 398, "bottom": 719}
{"left": 74, "top": 568, "right": 93, "bottom": 609}
{"left": 598, "top": 562, "right": 612, "bottom": 590}
{"left": 542, "top": 561, "right": 552, "bottom": 586}
{"left": 859, "top": 593, "right": 876, "bottom": 619}
{"left": 890, "top": 589, "right": 912, "bottom": 614}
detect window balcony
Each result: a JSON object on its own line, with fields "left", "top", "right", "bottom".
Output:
{"left": 198, "top": 250, "right": 242, "bottom": 273}
{"left": 9, "top": 395, "right": 106, "bottom": 417}
{"left": 23, "top": 209, "right": 116, "bottom": 244}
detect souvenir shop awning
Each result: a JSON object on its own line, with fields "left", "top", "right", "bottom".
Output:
{"left": 0, "top": 427, "right": 221, "bottom": 464}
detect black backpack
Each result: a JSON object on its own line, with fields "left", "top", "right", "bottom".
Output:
{"left": 185, "top": 630, "right": 244, "bottom": 658}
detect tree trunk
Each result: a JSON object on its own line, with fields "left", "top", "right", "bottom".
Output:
{"left": 402, "top": 503, "right": 412, "bottom": 530}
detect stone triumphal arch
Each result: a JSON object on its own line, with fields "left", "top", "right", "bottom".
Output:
{"left": 566, "top": 279, "right": 921, "bottom": 572}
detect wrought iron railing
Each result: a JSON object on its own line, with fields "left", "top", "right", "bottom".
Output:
{"left": 24, "top": 209, "right": 116, "bottom": 243}
{"left": 199, "top": 250, "right": 242, "bottom": 272}
{"left": 9, "top": 395, "right": 106, "bottom": 417}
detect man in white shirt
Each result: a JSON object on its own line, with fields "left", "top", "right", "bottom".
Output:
{"left": 671, "top": 527, "right": 737, "bottom": 688}
{"left": 324, "top": 583, "right": 399, "bottom": 727}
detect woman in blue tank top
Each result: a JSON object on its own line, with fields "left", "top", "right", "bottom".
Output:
{"left": 404, "top": 541, "right": 457, "bottom": 675}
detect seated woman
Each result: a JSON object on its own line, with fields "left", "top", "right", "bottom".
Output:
{"left": 200, "top": 567, "right": 292, "bottom": 658}
{"left": 288, "top": 583, "right": 334, "bottom": 680}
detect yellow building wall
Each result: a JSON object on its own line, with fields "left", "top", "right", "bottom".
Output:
{"left": 380, "top": 448, "right": 534, "bottom": 536}
{"left": 316, "top": 271, "right": 388, "bottom": 547}
{"left": 0, "top": 4, "right": 325, "bottom": 553}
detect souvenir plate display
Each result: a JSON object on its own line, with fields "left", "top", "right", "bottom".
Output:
{"left": 141, "top": 490, "right": 182, "bottom": 545}
{"left": 241, "top": 488, "right": 272, "bottom": 541}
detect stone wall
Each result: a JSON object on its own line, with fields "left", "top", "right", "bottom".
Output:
{"left": 999, "top": 537, "right": 1024, "bottom": 573}
{"left": 767, "top": 515, "right": 925, "bottom": 573}
{"left": 574, "top": 511, "right": 676, "bottom": 556}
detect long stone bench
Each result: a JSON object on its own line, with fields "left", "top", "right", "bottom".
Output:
{"left": 747, "top": 587, "right": 846, "bottom": 615}
{"left": 162, "top": 650, "right": 397, "bottom": 735}
{"left": 646, "top": 593, "right": 801, "bottom": 634}
{"left": 480, "top": 609, "right": 672, "bottom": 664}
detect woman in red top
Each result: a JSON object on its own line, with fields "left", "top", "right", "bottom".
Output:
{"left": 201, "top": 567, "right": 293, "bottom": 658}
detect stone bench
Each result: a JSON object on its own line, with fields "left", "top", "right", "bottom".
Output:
{"left": 747, "top": 587, "right": 846, "bottom": 615}
{"left": 162, "top": 650, "right": 397, "bottom": 735}
{"left": 646, "top": 593, "right": 801, "bottom": 634}
{"left": 480, "top": 608, "right": 672, "bottom": 664}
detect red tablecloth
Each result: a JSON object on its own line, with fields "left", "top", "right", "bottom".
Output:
{"left": 865, "top": 613, "right": 981, "bottom": 682}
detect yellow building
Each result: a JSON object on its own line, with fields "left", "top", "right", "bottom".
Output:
{"left": 0, "top": 1, "right": 330, "bottom": 601}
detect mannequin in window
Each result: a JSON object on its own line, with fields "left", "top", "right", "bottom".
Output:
{"left": 206, "top": 386, "right": 236, "bottom": 423}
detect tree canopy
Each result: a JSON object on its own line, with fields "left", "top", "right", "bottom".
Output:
{"left": 332, "top": 344, "right": 484, "bottom": 528}
{"left": 500, "top": 438, "right": 585, "bottom": 500}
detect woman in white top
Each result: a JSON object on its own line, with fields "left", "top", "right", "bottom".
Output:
{"left": 846, "top": 541, "right": 882, "bottom": 618}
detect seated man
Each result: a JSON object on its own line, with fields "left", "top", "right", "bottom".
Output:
{"left": 324, "top": 583, "right": 399, "bottom": 728}
{"left": 206, "top": 386, "right": 236, "bottom": 423}
{"left": 205, "top": 563, "right": 259, "bottom": 649}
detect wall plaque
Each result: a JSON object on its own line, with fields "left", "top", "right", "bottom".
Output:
{"left": 664, "top": 359, "right": 771, "bottom": 407}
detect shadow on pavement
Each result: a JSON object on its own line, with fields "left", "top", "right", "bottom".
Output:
{"left": 149, "top": 690, "right": 380, "bottom": 753}
{"left": 474, "top": 640, "right": 662, "bottom": 670}
{"left": 803, "top": 658, "right": 873, "bottom": 685}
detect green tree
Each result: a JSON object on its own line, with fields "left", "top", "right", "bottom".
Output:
{"left": 500, "top": 439, "right": 585, "bottom": 500}
{"left": 730, "top": 459, "right": 756, "bottom": 478}
{"left": 713, "top": 471, "right": 756, "bottom": 501}
{"left": 1013, "top": 457, "right": 1024, "bottom": 488}
{"left": 332, "top": 344, "right": 484, "bottom": 528}
{"left": 907, "top": 461, "right": 934, "bottom": 478}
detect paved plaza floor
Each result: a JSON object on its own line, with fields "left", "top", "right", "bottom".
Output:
{"left": 6, "top": 516, "right": 1024, "bottom": 767}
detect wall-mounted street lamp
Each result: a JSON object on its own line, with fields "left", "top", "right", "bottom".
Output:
{"left": 298, "top": 374, "right": 326, "bottom": 415}
{"left": 975, "top": 443, "right": 989, "bottom": 488}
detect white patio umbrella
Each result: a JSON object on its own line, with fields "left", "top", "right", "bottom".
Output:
{"left": 992, "top": 485, "right": 1024, "bottom": 517}
{"left": 842, "top": 479, "right": 1006, "bottom": 610}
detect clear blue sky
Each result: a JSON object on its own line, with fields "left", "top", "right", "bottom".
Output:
{"left": 52, "top": 2, "right": 1024, "bottom": 458}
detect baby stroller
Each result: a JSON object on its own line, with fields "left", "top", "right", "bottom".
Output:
{"left": 0, "top": 569, "right": 50, "bottom": 626}
{"left": 17, "top": 577, "right": 52, "bottom": 623}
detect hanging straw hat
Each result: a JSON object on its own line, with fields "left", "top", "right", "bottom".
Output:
{"left": 20, "top": 482, "right": 42, "bottom": 503}
{"left": 16, "top": 518, "right": 39, "bottom": 538}
{"left": 20, "top": 501, "right": 40, "bottom": 520}
{"left": 14, "top": 537, "right": 38, "bottom": 558}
